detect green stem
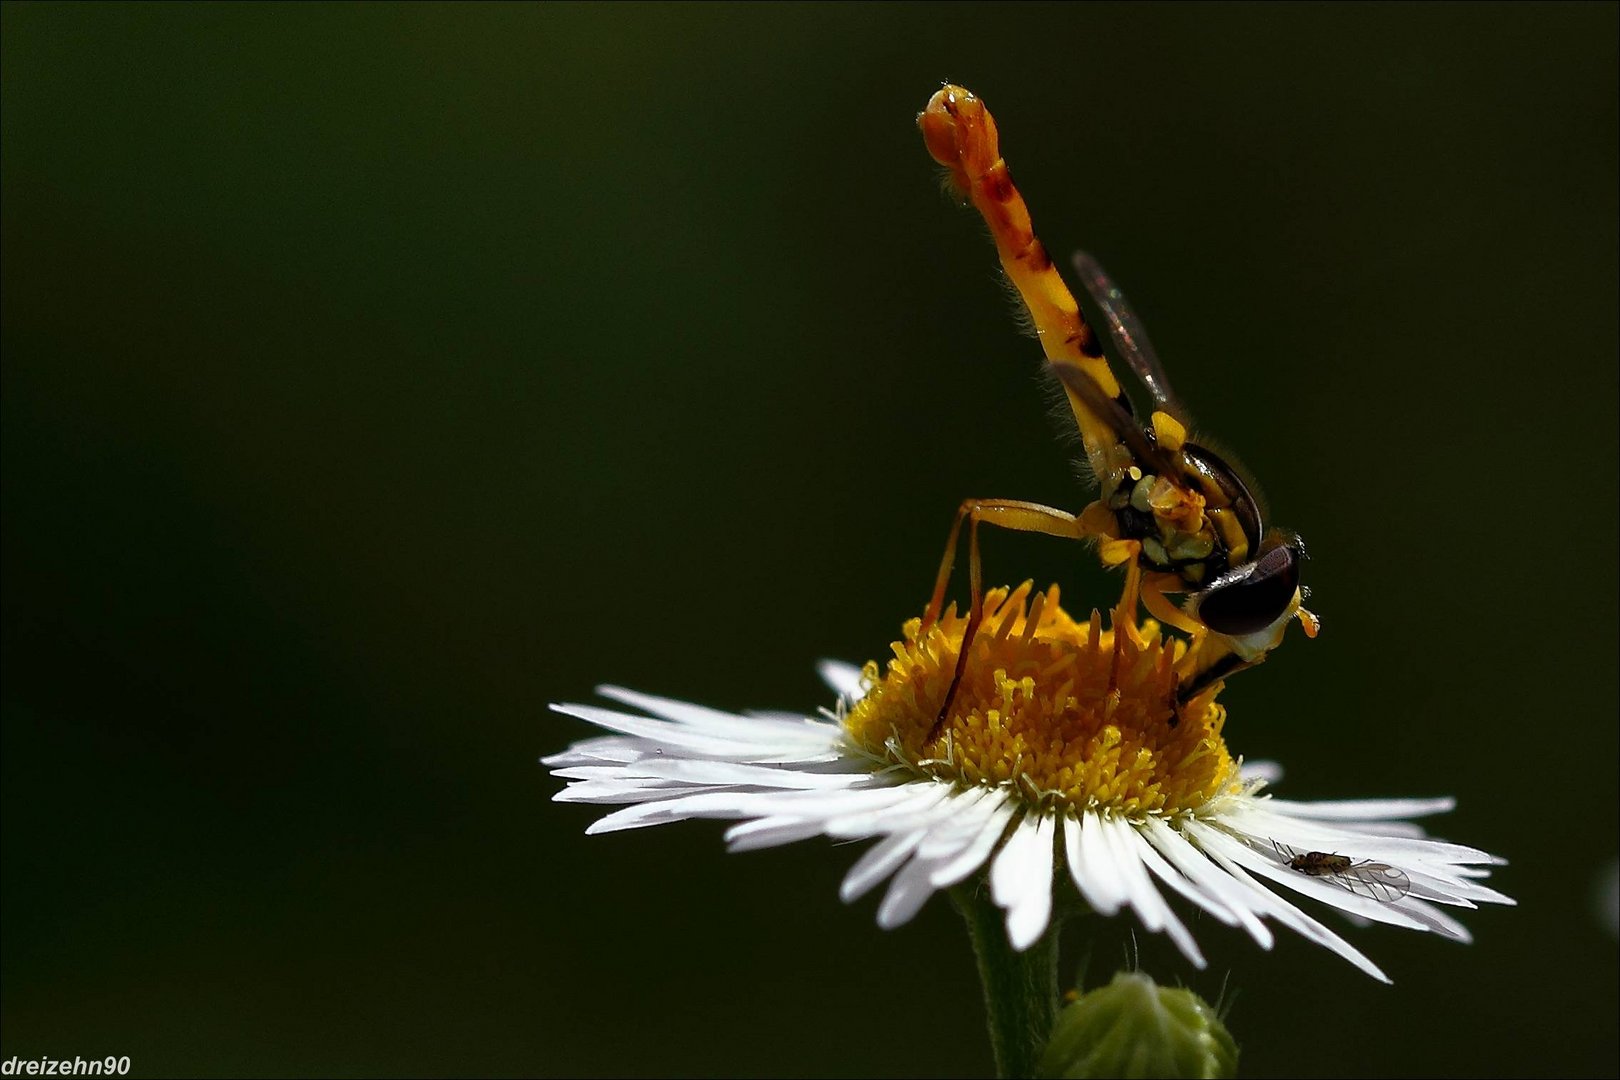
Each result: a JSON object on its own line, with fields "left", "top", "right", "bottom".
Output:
{"left": 951, "top": 883, "right": 1062, "bottom": 1079}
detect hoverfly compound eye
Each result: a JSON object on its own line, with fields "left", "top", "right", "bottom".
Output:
{"left": 1196, "top": 544, "right": 1301, "bottom": 637}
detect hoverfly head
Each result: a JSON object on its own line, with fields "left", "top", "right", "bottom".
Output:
{"left": 1191, "top": 531, "right": 1305, "bottom": 645}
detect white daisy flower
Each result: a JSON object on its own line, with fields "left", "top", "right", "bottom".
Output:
{"left": 545, "top": 583, "right": 1512, "bottom": 982}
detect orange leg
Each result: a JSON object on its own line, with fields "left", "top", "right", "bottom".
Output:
{"left": 1175, "top": 642, "right": 1255, "bottom": 702}
{"left": 1140, "top": 573, "right": 1203, "bottom": 637}
{"left": 923, "top": 499, "right": 1108, "bottom": 742}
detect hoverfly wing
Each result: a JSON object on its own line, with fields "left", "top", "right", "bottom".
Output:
{"left": 1071, "top": 251, "right": 1182, "bottom": 415}
{"left": 1049, "top": 362, "right": 1175, "bottom": 477}
{"left": 1335, "top": 861, "right": 1413, "bottom": 904}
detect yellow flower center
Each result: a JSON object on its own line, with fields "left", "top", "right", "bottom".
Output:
{"left": 843, "top": 583, "right": 1239, "bottom": 817}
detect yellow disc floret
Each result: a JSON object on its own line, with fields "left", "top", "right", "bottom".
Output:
{"left": 844, "top": 583, "right": 1239, "bottom": 817}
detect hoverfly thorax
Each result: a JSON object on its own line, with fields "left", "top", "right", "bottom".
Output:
{"left": 1054, "top": 251, "right": 1313, "bottom": 672}
{"left": 1097, "top": 413, "right": 1258, "bottom": 587}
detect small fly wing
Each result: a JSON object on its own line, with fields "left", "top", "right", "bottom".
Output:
{"left": 1333, "top": 861, "right": 1413, "bottom": 903}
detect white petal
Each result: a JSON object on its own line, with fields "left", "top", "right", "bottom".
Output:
{"left": 607, "top": 757, "right": 872, "bottom": 790}
{"left": 541, "top": 736, "right": 648, "bottom": 766}
{"left": 990, "top": 813, "right": 1039, "bottom": 910}
{"left": 719, "top": 786, "right": 946, "bottom": 854}
{"left": 877, "top": 856, "right": 942, "bottom": 929}
{"left": 1063, "top": 811, "right": 1119, "bottom": 915}
{"left": 595, "top": 687, "right": 795, "bottom": 735}
{"left": 706, "top": 785, "right": 918, "bottom": 826}
{"left": 1086, "top": 819, "right": 1157, "bottom": 929}
{"left": 1240, "top": 760, "right": 1284, "bottom": 784}
{"left": 1127, "top": 823, "right": 1241, "bottom": 929}
{"left": 876, "top": 792, "right": 1003, "bottom": 922}
{"left": 553, "top": 779, "right": 697, "bottom": 803}
{"left": 1186, "top": 821, "right": 1432, "bottom": 934}
{"left": 915, "top": 787, "right": 996, "bottom": 858}
{"left": 582, "top": 792, "right": 744, "bottom": 833}
{"left": 1261, "top": 796, "right": 1456, "bottom": 821}
{"left": 841, "top": 830, "right": 927, "bottom": 902}
{"left": 1392, "top": 897, "right": 1474, "bottom": 943}
{"left": 931, "top": 797, "right": 1017, "bottom": 887}
{"left": 724, "top": 816, "right": 840, "bottom": 853}
{"left": 1223, "top": 805, "right": 1504, "bottom": 869}
{"left": 824, "top": 783, "right": 953, "bottom": 839}
{"left": 1401, "top": 867, "right": 1515, "bottom": 907}
{"left": 588, "top": 690, "right": 848, "bottom": 753}
{"left": 745, "top": 708, "right": 829, "bottom": 724}
{"left": 994, "top": 813, "right": 1056, "bottom": 951}
{"left": 1143, "top": 818, "right": 1274, "bottom": 948}
{"left": 817, "top": 659, "right": 867, "bottom": 702}
{"left": 550, "top": 763, "right": 708, "bottom": 782}
{"left": 583, "top": 785, "right": 879, "bottom": 833}
{"left": 1329, "top": 819, "right": 1435, "bottom": 839}
{"left": 1097, "top": 816, "right": 1205, "bottom": 968}
{"left": 550, "top": 704, "right": 784, "bottom": 757}
{"left": 1196, "top": 842, "right": 1390, "bottom": 983}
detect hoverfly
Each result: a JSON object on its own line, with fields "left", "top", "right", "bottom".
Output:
{"left": 916, "top": 84, "right": 1317, "bottom": 732}
{"left": 1272, "top": 841, "right": 1412, "bottom": 903}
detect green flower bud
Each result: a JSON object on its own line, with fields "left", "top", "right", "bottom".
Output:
{"left": 1036, "top": 971, "right": 1237, "bottom": 1079}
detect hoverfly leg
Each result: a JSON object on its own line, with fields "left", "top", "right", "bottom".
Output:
{"left": 924, "top": 498, "right": 1103, "bottom": 744}
{"left": 1175, "top": 649, "right": 1253, "bottom": 704}
{"left": 1105, "top": 539, "right": 1144, "bottom": 633}
{"left": 922, "top": 502, "right": 973, "bottom": 633}
{"left": 1138, "top": 576, "right": 1211, "bottom": 726}
{"left": 932, "top": 511, "right": 985, "bottom": 744}
{"left": 1140, "top": 574, "right": 1203, "bottom": 637}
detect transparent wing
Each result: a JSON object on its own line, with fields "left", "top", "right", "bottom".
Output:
{"left": 1072, "top": 251, "right": 1181, "bottom": 413}
{"left": 1333, "top": 861, "right": 1413, "bottom": 904}
{"left": 1048, "top": 362, "right": 1174, "bottom": 476}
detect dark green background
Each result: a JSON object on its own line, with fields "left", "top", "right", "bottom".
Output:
{"left": 4, "top": 4, "right": 1615, "bottom": 1077}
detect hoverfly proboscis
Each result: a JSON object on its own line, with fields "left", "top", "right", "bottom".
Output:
{"left": 1271, "top": 841, "right": 1413, "bottom": 904}
{"left": 916, "top": 84, "right": 1318, "bottom": 736}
